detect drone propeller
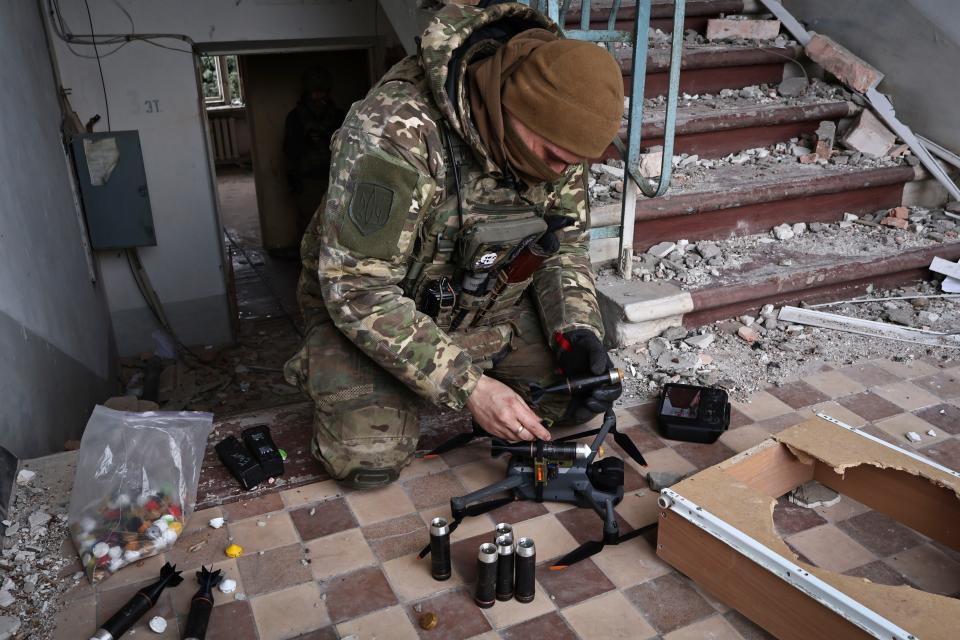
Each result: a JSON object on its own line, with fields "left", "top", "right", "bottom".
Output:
{"left": 550, "top": 523, "right": 658, "bottom": 570}
{"left": 417, "top": 495, "right": 515, "bottom": 558}
{"left": 422, "top": 422, "right": 491, "bottom": 459}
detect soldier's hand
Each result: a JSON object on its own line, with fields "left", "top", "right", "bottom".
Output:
{"left": 466, "top": 376, "right": 551, "bottom": 443}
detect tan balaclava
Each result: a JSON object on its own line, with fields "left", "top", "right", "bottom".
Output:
{"left": 468, "top": 29, "right": 624, "bottom": 185}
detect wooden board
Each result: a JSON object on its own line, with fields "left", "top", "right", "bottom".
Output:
{"left": 657, "top": 417, "right": 960, "bottom": 639}
{"left": 658, "top": 509, "right": 873, "bottom": 640}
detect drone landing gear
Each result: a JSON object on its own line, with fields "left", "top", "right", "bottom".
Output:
{"left": 419, "top": 409, "right": 656, "bottom": 569}
{"left": 549, "top": 491, "right": 658, "bottom": 570}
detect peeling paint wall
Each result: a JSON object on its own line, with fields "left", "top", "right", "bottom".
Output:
{"left": 45, "top": 0, "right": 382, "bottom": 355}
{"left": 0, "top": 1, "right": 116, "bottom": 458}
{"left": 783, "top": 0, "right": 960, "bottom": 156}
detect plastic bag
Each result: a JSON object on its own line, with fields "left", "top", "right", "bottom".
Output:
{"left": 68, "top": 405, "right": 214, "bottom": 583}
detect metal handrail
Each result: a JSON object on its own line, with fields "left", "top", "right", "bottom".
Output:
{"left": 520, "top": 0, "right": 685, "bottom": 276}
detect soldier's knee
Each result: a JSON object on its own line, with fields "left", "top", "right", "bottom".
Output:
{"left": 311, "top": 404, "right": 419, "bottom": 489}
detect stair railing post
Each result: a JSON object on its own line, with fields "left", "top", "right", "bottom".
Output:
{"left": 542, "top": 0, "right": 684, "bottom": 277}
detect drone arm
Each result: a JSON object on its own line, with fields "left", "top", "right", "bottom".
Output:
{"left": 585, "top": 409, "right": 617, "bottom": 465}
{"left": 451, "top": 473, "right": 525, "bottom": 519}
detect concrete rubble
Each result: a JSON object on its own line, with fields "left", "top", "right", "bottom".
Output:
{"left": 605, "top": 263, "right": 959, "bottom": 404}
{"left": 0, "top": 460, "right": 81, "bottom": 638}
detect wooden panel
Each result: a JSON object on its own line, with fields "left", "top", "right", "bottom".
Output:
{"left": 657, "top": 510, "right": 873, "bottom": 640}
{"left": 814, "top": 462, "right": 960, "bottom": 550}
{"left": 722, "top": 442, "right": 814, "bottom": 498}
{"left": 632, "top": 182, "right": 905, "bottom": 249}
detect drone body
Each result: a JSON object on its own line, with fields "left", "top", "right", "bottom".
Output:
{"left": 424, "top": 403, "right": 653, "bottom": 569}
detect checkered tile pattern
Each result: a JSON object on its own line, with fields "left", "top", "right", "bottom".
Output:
{"left": 51, "top": 358, "right": 960, "bottom": 639}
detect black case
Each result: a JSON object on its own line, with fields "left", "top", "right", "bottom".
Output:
{"left": 656, "top": 384, "right": 731, "bottom": 444}
{"left": 242, "top": 425, "right": 285, "bottom": 478}
{"left": 215, "top": 436, "right": 266, "bottom": 491}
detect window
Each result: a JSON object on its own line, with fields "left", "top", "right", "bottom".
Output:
{"left": 201, "top": 55, "right": 243, "bottom": 108}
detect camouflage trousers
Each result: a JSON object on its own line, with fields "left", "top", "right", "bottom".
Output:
{"left": 283, "top": 294, "right": 573, "bottom": 487}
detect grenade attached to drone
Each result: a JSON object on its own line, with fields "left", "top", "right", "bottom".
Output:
{"left": 529, "top": 368, "right": 624, "bottom": 406}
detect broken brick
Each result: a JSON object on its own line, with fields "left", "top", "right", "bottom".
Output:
{"left": 841, "top": 109, "right": 896, "bottom": 158}
{"left": 706, "top": 18, "right": 782, "bottom": 42}
{"left": 890, "top": 206, "right": 909, "bottom": 219}
{"left": 805, "top": 32, "right": 884, "bottom": 93}
{"left": 815, "top": 121, "right": 836, "bottom": 160}
{"left": 881, "top": 217, "right": 909, "bottom": 229}
{"left": 799, "top": 153, "right": 819, "bottom": 164}
{"left": 737, "top": 326, "right": 759, "bottom": 344}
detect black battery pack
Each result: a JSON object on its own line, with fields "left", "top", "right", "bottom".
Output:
{"left": 242, "top": 425, "right": 284, "bottom": 478}
{"left": 656, "top": 384, "right": 731, "bottom": 444}
{"left": 215, "top": 436, "right": 266, "bottom": 491}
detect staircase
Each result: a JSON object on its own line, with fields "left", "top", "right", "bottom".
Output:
{"left": 573, "top": 0, "right": 960, "bottom": 342}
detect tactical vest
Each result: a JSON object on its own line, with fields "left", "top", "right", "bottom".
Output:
{"left": 386, "top": 67, "right": 568, "bottom": 333}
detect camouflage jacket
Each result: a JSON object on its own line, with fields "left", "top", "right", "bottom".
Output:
{"left": 305, "top": 2, "right": 604, "bottom": 410}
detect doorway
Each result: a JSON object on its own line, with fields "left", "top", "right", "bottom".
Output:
{"left": 202, "top": 48, "right": 372, "bottom": 325}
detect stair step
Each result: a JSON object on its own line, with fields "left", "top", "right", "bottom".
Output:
{"left": 633, "top": 163, "right": 919, "bottom": 248}
{"left": 589, "top": 163, "right": 921, "bottom": 261}
{"left": 610, "top": 96, "right": 855, "bottom": 160}
{"left": 597, "top": 239, "right": 960, "bottom": 344}
{"left": 684, "top": 240, "right": 960, "bottom": 326}
{"left": 566, "top": 0, "right": 752, "bottom": 34}
{"left": 619, "top": 43, "right": 803, "bottom": 97}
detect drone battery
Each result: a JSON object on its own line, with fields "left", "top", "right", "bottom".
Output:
{"left": 475, "top": 543, "right": 498, "bottom": 609}
{"left": 495, "top": 535, "right": 515, "bottom": 601}
{"left": 215, "top": 436, "right": 266, "bottom": 491}
{"left": 514, "top": 538, "right": 536, "bottom": 603}
{"left": 656, "top": 384, "right": 731, "bottom": 444}
{"left": 242, "top": 425, "right": 284, "bottom": 477}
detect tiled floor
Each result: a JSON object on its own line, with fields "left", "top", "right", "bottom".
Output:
{"left": 50, "top": 357, "right": 960, "bottom": 639}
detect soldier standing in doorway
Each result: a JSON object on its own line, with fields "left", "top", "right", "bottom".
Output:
{"left": 285, "top": 1, "right": 625, "bottom": 488}
{"left": 283, "top": 66, "right": 346, "bottom": 239}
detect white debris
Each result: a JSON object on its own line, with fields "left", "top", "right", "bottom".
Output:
{"left": 209, "top": 517, "right": 225, "bottom": 529}
{"left": 905, "top": 431, "right": 922, "bottom": 443}
{"left": 739, "top": 315, "right": 756, "bottom": 327}
{"left": 0, "top": 616, "right": 21, "bottom": 638}
{"left": 647, "top": 242, "right": 677, "bottom": 258}
{"left": 15, "top": 470, "right": 35, "bottom": 486}
{"left": 28, "top": 512, "right": 51, "bottom": 529}
{"left": 772, "top": 224, "right": 795, "bottom": 241}
{"left": 148, "top": 616, "right": 168, "bottom": 633}
{"left": 926, "top": 429, "right": 937, "bottom": 437}
{"left": 843, "top": 213, "right": 860, "bottom": 222}
{"left": 684, "top": 333, "right": 715, "bottom": 349}
{"left": 219, "top": 578, "right": 238, "bottom": 594}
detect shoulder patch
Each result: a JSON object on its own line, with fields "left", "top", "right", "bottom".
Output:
{"left": 339, "top": 152, "right": 422, "bottom": 261}
{"left": 348, "top": 183, "right": 394, "bottom": 236}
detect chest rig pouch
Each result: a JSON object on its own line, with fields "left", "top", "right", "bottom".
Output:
{"left": 402, "top": 126, "right": 549, "bottom": 332}
{"left": 452, "top": 210, "right": 547, "bottom": 329}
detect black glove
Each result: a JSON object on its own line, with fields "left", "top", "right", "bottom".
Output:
{"left": 555, "top": 329, "right": 622, "bottom": 419}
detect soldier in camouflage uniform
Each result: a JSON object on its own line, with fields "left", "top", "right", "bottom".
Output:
{"left": 284, "top": 1, "right": 626, "bottom": 488}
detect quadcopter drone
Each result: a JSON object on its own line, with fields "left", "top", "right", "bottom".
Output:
{"left": 419, "top": 369, "right": 656, "bottom": 569}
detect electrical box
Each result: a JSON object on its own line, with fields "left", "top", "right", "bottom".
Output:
{"left": 71, "top": 130, "right": 156, "bottom": 249}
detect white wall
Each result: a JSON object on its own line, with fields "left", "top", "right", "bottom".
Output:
{"left": 784, "top": 0, "right": 960, "bottom": 156}
{"left": 0, "top": 0, "right": 115, "bottom": 457}
{"left": 46, "top": 0, "right": 380, "bottom": 354}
